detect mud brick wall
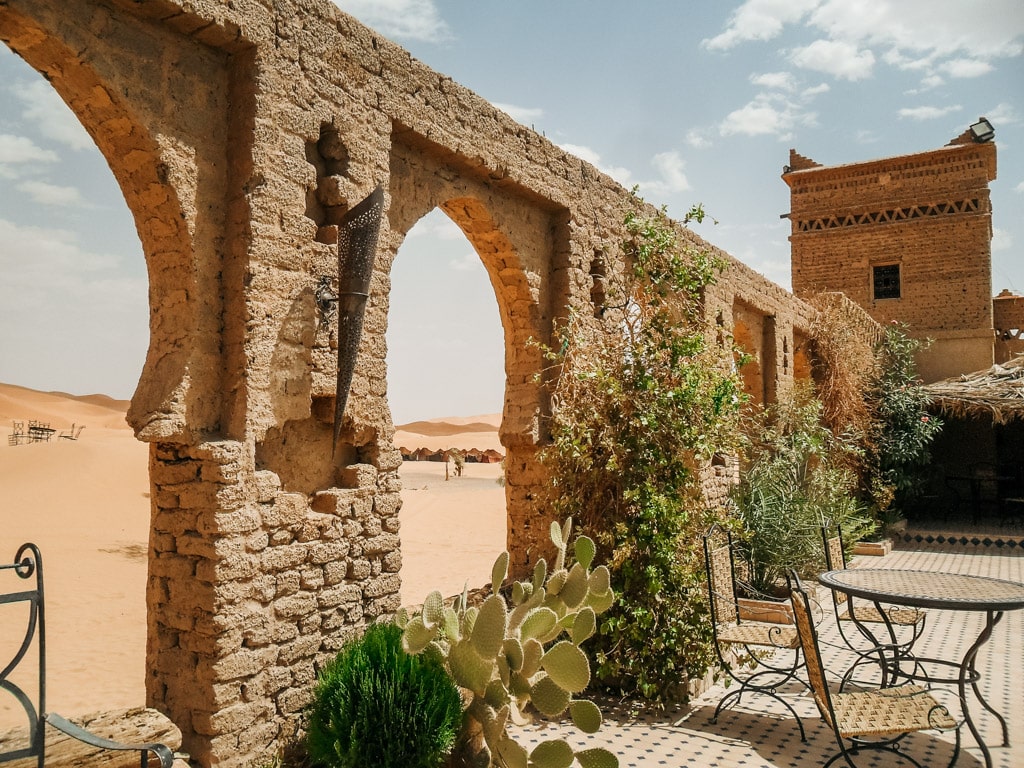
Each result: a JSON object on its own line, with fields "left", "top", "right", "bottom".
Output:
{"left": 994, "top": 290, "right": 1024, "bottom": 363}
{"left": 785, "top": 139, "right": 998, "bottom": 382}
{"left": 2, "top": 0, "right": 844, "bottom": 764}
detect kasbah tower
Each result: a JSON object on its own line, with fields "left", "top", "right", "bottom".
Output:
{"left": 782, "top": 117, "right": 1024, "bottom": 382}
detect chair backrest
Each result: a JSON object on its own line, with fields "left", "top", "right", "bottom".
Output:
{"left": 0, "top": 543, "right": 45, "bottom": 767}
{"left": 820, "top": 522, "right": 849, "bottom": 606}
{"left": 703, "top": 524, "right": 739, "bottom": 626}
{"left": 787, "top": 570, "right": 834, "bottom": 725}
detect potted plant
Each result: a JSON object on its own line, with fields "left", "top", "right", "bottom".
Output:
{"left": 730, "top": 385, "right": 875, "bottom": 598}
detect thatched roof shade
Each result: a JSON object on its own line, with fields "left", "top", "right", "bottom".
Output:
{"left": 923, "top": 355, "right": 1024, "bottom": 425}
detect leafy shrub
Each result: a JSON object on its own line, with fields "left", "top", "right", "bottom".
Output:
{"left": 865, "top": 322, "right": 942, "bottom": 520}
{"left": 538, "top": 200, "right": 746, "bottom": 702}
{"left": 306, "top": 622, "right": 462, "bottom": 768}
{"left": 731, "top": 384, "right": 874, "bottom": 594}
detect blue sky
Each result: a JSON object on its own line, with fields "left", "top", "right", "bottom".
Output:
{"left": 1, "top": 1, "right": 1022, "bottom": 423}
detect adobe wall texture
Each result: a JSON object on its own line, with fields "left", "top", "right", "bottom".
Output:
{"left": 784, "top": 138, "right": 998, "bottom": 382}
{"left": 1, "top": 0, "right": 823, "bottom": 764}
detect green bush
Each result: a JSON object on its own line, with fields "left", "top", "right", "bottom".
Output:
{"left": 306, "top": 622, "right": 462, "bottom": 768}
{"left": 731, "top": 384, "right": 874, "bottom": 594}
{"left": 865, "top": 322, "right": 943, "bottom": 521}
{"left": 538, "top": 199, "right": 746, "bottom": 703}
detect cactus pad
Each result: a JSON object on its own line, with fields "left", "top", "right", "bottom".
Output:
{"left": 443, "top": 606, "right": 461, "bottom": 641}
{"left": 485, "top": 677, "right": 510, "bottom": 710}
{"left": 570, "top": 699, "right": 602, "bottom": 733}
{"left": 572, "top": 607, "right": 597, "bottom": 645}
{"left": 532, "top": 558, "right": 548, "bottom": 592}
{"left": 574, "top": 534, "right": 597, "bottom": 570}
{"left": 449, "top": 641, "right": 494, "bottom": 694}
{"left": 421, "top": 590, "right": 444, "bottom": 630}
{"left": 402, "top": 615, "right": 435, "bottom": 654}
{"left": 549, "top": 519, "right": 564, "bottom": 549}
{"left": 586, "top": 588, "right": 614, "bottom": 614}
{"left": 530, "top": 738, "right": 574, "bottom": 768}
{"left": 521, "top": 607, "right": 558, "bottom": 641}
{"left": 503, "top": 637, "right": 524, "bottom": 671}
{"left": 530, "top": 674, "right": 570, "bottom": 717}
{"left": 521, "top": 637, "right": 544, "bottom": 677}
{"left": 495, "top": 735, "right": 528, "bottom": 768}
{"left": 588, "top": 565, "right": 611, "bottom": 595}
{"left": 575, "top": 748, "right": 619, "bottom": 768}
{"left": 541, "top": 641, "right": 590, "bottom": 693}
{"left": 491, "top": 551, "right": 510, "bottom": 592}
{"left": 472, "top": 595, "right": 508, "bottom": 658}
{"left": 546, "top": 568, "right": 569, "bottom": 596}
{"left": 559, "top": 563, "right": 589, "bottom": 608}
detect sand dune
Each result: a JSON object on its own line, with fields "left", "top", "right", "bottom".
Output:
{"left": 394, "top": 413, "right": 502, "bottom": 453}
{"left": 0, "top": 382, "right": 131, "bottom": 431}
{"left": 0, "top": 383, "right": 505, "bottom": 727}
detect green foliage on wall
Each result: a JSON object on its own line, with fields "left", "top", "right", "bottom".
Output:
{"left": 537, "top": 198, "right": 746, "bottom": 702}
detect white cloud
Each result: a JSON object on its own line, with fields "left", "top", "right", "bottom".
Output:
{"left": 0, "top": 133, "right": 59, "bottom": 165}
{"left": 751, "top": 71, "right": 796, "bottom": 91}
{"left": 640, "top": 151, "right": 691, "bottom": 195}
{"left": 557, "top": 142, "right": 635, "bottom": 188}
{"left": 801, "top": 82, "right": 831, "bottom": 98}
{"left": 710, "top": 0, "right": 1023, "bottom": 89}
{"left": 790, "top": 39, "right": 875, "bottom": 80}
{"left": 11, "top": 81, "right": 93, "bottom": 151}
{"left": 405, "top": 210, "right": 464, "bottom": 240}
{"left": 941, "top": 58, "right": 993, "bottom": 78}
{"left": 449, "top": 251, "right": 480, "bottom": 272}
{"left": 809, "top": 0, "right": 1024, "bottom": 60}
{"left": 855, "top": 129, "right": 880, "bottom": 144}
{"left": 0, "top": 219, "right": 119, "bottom": 274}
{"left": 332, "top": 0, "right": 451, "bottom": 43}
{"left": 685, "top": 128, "right": 713, "bottom": 149}
{"left": 492, "top": 103, "right": 543, "bottom": 124}
{"left": 898, "top": 104, "right": 963, "bottom": 120}
{"left": 16, "top": 180, "right": 86, "bottom": 207}
{"left": 719, "top": 97, "right": 798, "bottom": 139}
{"left": 1015, "top": 181, "right": 1024, "bottom": 193}
{"left": 702, "top": 0, "right": 819, "bottom": 50}
{"left": 992, "top": 226, "right": 1012, "bottom": 252}
{"left": 556, "top": 143, "right": 690, "bottom": 198}
{"left": 984, "top": 103, "right": 1020, "bottom": 127}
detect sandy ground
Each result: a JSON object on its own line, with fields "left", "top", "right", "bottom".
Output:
{"left": 0, "top": 383, "right": 505, "bottom": 728}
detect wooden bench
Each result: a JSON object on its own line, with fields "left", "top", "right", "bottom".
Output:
{"left": 0, "top": 543, "right": 183, "bottom": 768}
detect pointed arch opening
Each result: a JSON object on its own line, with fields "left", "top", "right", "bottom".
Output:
{"left": 388, "top": 207, "right": 507, "bottom": 605}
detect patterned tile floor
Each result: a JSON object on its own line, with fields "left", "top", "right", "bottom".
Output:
{"left": 510, "top": 545, "right": 1024, "bottom": 767}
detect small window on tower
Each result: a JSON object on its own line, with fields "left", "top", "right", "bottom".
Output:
{"left": 873, "top": 264, "right": 901, "bottom": 299}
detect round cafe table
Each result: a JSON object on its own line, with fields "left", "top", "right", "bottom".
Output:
{"left": 818, "top": 568, "right": 1024, "bottom": 768}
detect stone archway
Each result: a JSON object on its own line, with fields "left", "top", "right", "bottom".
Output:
{"left": 2, "top": 2, "right": 825, "bottom": 765}
{"left": 387, "top": 133, "right": 570, "bottom": 572}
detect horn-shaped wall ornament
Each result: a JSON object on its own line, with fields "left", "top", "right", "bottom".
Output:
{"left": 319, "top": 184, "right": 384, "bottom": 455}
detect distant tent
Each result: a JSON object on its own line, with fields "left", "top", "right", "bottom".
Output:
{"left": 923, "top": 355, "right": 1024, "bottom": 425}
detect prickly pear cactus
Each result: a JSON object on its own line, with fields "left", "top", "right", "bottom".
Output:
{"left": 398, "top": 518, "right": 617, "bottom": 768}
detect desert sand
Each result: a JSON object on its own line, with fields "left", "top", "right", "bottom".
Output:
{"left": 0, "top": 383, "right": 505, "bottom": 727}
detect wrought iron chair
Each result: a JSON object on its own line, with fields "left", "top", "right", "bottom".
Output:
{"left": 787, "top": 570, "right": 961, "bottom": 768}
{"left": 1, "top": 543, "right": 176, "bottom": 768}
{"left": 702, "top": 524, "right": 807, "bottom": 740}
{"left": 821, "top": 521, "right": 926, "bottom": 688}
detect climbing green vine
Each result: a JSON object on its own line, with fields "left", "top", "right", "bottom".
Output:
{"left": 537, "top": 198, "right": 745, "bottom": 702}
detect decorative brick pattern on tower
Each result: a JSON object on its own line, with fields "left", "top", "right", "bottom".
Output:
{"left": 783, "top": 136, "right": 998, "bottom": 382}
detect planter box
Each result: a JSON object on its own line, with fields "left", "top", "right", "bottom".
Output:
{"left": 853, "top": 539, "right": 893, "bottom": 557}
{"left": 738, "top": 597, "right": 794, "bottom": 624}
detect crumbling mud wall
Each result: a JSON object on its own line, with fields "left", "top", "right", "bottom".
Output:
{"left": 1, "top": 0, "right": 823, "bottom": 764}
